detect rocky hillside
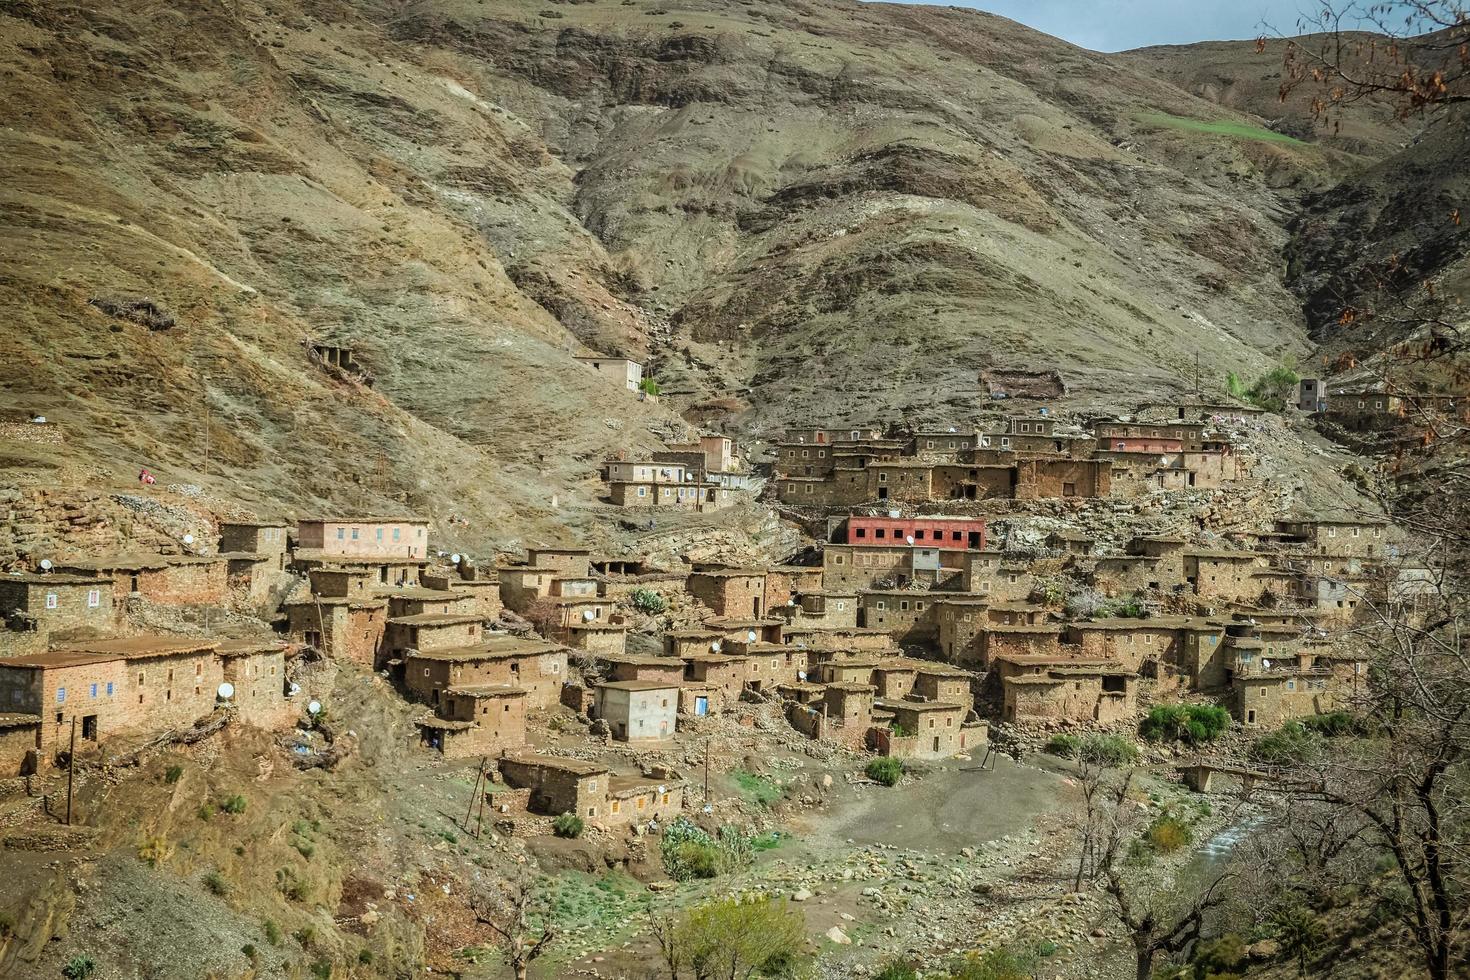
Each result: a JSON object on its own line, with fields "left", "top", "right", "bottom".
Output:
{"left": 0, "top": 0, "right": 1434, "bottom": 549}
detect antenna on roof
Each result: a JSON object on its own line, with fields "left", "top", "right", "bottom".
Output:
{"left": 39, "top": 559, "right": 53, "bottom": 572}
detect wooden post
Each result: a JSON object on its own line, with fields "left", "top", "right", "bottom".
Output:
{"left": 465, "top": 757, "right": 487, "bottom": 833}
{"left": 703, "top": 739, "right": 710, "bottom": 803}
{"left": 66, "top": 717, "right": 76, "bottom": 826}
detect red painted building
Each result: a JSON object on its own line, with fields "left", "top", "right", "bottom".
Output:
{"left": 840, "top": 517, "right": 985, "bottom": 551}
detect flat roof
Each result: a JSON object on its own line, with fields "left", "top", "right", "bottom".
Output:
{"left": 219, "top": 520, "right": 288, "bottom": 528}
{"left": 300, "top": 516, "right": 428, "bottom": 524}
{"left": 293, "top": 551, "right": 426, "bottom": 565}
{"left": 824, "top": 681, "right": 876, "bottom": 693}
{"left": 387, "top": 613, "right": 484, "bottom": 627}
{"left": 601, "top": 654, "right": 685, "bottom": 667}
{"left": 0, "top": 573, "right": 108, "bottom": 586}
{"left": 4, "top": 635, "right": 219, "bottom": 669}
{"left": 1184, "top": 550, "right": 1261, "bottom": 561}
{"left": 408, "top": 636, "right": 564, "bottom": 662}
{"left": 378, "top": 587, "right": 466, "bottom": 601}
{"left": 596, "top": 680, "right": 679, "bottom": 692}
{"left": 501, "top": 753, "right": 608, "bottom": 776}
{"left": 56, "top": 555, "right": 169, "bottom": 572}
{"left": 878, "top": 699, "right": 965, "bottom": 713}
{"left": 1068, "top": 617, "right": 1187, "bottom": 631}
{"left": 216, "top": 638, "right": 289, "bottom": 657}
{"left": 994, "top": 653, "right": 1113, "bottom": 666}
{"left": 608, "top": 775, "right": 676, "bottom": 797}
{"left": 0, "top": 712, "right": 42, "bottom": 729}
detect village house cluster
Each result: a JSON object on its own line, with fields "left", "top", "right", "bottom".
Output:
{"left": 0, "top": 393, "right": 1424, "bottom": 835}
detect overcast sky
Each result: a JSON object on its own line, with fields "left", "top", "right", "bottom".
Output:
{"left": 911, "top": 1, "right": 1325, "bottom": 52}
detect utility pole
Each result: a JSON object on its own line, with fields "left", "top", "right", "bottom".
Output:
{"left": 66, "top": 718, "right": 76, "bottom": 826}
{"left": 703, "top": 739, "right": 710, "bottom": 804}
{"left": 1194, "top": 353, "right": 1201, "bottom": 401}
{"left": 465, "top": 756, "right": 487, "bottom": 834}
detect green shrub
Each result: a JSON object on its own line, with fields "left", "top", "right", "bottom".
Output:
{"left": 241, "top": 944, "right": 257, "bottom": 961}
{"left": 263, "top": 919, "right": 283, "bottom": 946}
{"left": 309, "top": 959, "right": 332, "bottom": 980}
{"left": 943, "top": 947, "right": 1039, "bottom": 980}
{"left": 732, "top": 770, "right": 783, "bottom": 807}
{"left": 874, "top": 960, "right": 920, "bottom": 980}
{"left": 203, "top": 870, "right": 229, "bottom": 896}
{"left": 865, "top": 757, "right": 904, "bottom": 786}
{"left": 276, "top": 868, "right": 310, "bottom": 903}
{"left": 1140, "top": 704, "right": 1229, "bottom": 745}
{"left": 638, "top": 377, "right": 661, "bottom": 396}
{"left": 1303, "top": 711, "right": 1368, "bottom": 737}
{"left": 1250, "top": 721, "right": 1322, "bottom": 766}
{"left": 660, "top": 817, "right": 756, "bottom": 880}
{"left": 62, "top": 955, "right": 97, "bottom": 980}
{"left": 295, "top": 925, "right": 316, "bottom": 947}
{"left": 1078, "top": 733, "right": 1139, "bottom": 765}
{"left": 1045, "top": 733, "right": 1082, "bottom": 758}
{"left": 1145, "top": 815, "right": 1193, "bottom": 854}
{"left": 357, "top": 949, "right": 373, "bottom": 965}
{"left": 1225, "top": 360, "right": 1299, "bottom": 412}
{"left": 197, "top": 803, "right": 215, "bottom": 822}
{"left": 220, "top": 794, "right": 247, "bottom": 815}
{"left": 0, "top": 910, "right": 12, "bottom": 937}
{"left": 552, "top": 812, "right": 585, "bottom": 839}
{"left": 294, "top": 840, "right": 316, "bottom": 860}
{"left": 628, "top": 588, "right": 667, "bottom": 614}
{"left": 164, "top": 764, "right": 184, "bottom": 784}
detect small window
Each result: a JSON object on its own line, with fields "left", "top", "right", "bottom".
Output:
{"left": 57, "top": 687, "right": 66, "bottom": 703}
{"left": 337, "top": 528, "right": 345, "bottom": 540}
{"left": 106, "top": 682, "right": 114, "bottom": 696}
{"left": 87, "top": 589, "right": 101, "bottom": 608}
{"left": 45, "top": 592, "right": 58, "bottom": 609}
{"left": 89, "top": 683, "right": 97, "bottom": 698}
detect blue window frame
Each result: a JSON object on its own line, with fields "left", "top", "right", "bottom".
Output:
{"left": 90, "top": 683, "right": 98, "bottom": 698}
{"left": 56, "top": 687, "right": 66, "bottom": 703}
{"left": 106, "top": 682, "right": 114, "bottom": 696}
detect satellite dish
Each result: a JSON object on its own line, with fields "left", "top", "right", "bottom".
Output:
{"left": 183, "top": 534, "right": 194, "bottom": 545}
{"left": 308, "top": 700, "right": 322, "bottom": 715}
{"left": 906, "top": 535, "right": 915, "bottom": 545}
{"left": 217, "top": 682, "right": 235, "bottom": 700}
{"left": 658, "top": 784, "right": 667, "bottom": 794}
{"left": 451, "top": 554, "right": 461, "bottom": 564}
{"left": 948, "top": 426, "right": 956, "bottom": 433}
{"left": 436, "top": 550, "right": 446, "bottom": 558}
{"left": 583, "top": 609, "right": 596, "bottom": 621}
{"left": 798, "top": 670, "right": 808, "bottom": 681}
{"left": 39, "top": 559, "right": 53, "bottom": 571}
{"left": 747, "top": 630, "right": 757, "bottom": 642}
{"left": 712, "top": 640, "right": 723, "bottom": 652}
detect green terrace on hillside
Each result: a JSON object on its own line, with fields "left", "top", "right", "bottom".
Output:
{"left": 1136, "top": 111, "right": 1307, "bottom": 145}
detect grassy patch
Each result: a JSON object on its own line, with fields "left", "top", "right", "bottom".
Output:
{"left": 731, "top": 770, "right": 783, "bottom": 807}
{"left": 1137, "top": 111, "right": 1305, "bottom": 145}
{"left": 541, "top": 872, "right": 650, "bottom": 963}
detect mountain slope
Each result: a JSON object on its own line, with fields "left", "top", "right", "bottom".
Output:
{"left": 0, "top": 0, "right": 1432, "bottom": 547}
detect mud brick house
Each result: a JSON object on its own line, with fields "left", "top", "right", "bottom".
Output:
{"left": 498, "top": 566, "right": 559, "bottom": 614}
{"left": 777, "top": 471, "right": 870, "bottom": 506}
{"left": 858, "top": 590, "right": 940, "bottom": 645}
{"left": 404, "top": 635, "right": 567, "bottom": 711}
{"left": 604, "top": 775, "right": 685, "bottom": 824}
{"left": 296, "top": 517, "right": 429, "bottom": 561}
{"left": 1125, "top": 534, "right": 1189, "bottom": 580}
{"left": 1007, "top": 414, "right": 1059, "bottom": 437}
{"left": 868, "top": 462, "right": 935, "bottom": 502}
{"left": 0, "top": 712, "right": 41, "bottom": 777}
{"left": 837, "top": 515, "right": 986, "bottom": 551}
{"left": 998, "top": 657, "right": 1137, "bottom": 724}
{"left": 687, "top": 569, "right": 769, "bottom": 618}
{"left": 680, "top": 653, "right": 750, "bottom": 702}
{"left": 1184, "top": 550, "right": 1265, "bottom": 600}
{"left": 574, "top": 354, "right": 643, "bottom": 391}
{"left": 604, "top": 460, "right": 695, "bottom": 485}
{"left": 601, "top": 654, "right": 687, "bottom": 687}
{"left": 664, "top": 434, "right": 741, "bottom": 475}
{"left": 218, "top": 522, "right": 289, "bottom": 569}
{"left": 0, "top": 636, "right": 223, "bottom": 764}
{"left": 0, "top": 572, "right": 115, "bottom": 649}
{"left": 822, "top": 682, "right": 875, "bottom": 747}
{"left": 814, "top": 657, "right": 880, "bottom": 685}
{"left": 383, "top": 613, "right": 486, "bottom": 662}
{"left": 779, "top": 625, "right": 895, "bottom": 653}
{"left": 822, "top": 544, "right": 921, "bottom": 591}
{"left": 785, "top": 591, "right": 859, "bottom": 629}
{"left": 1047, "top": 530, "right": 1098, "bottom": 556}
{"left": 1177, "top": 619, "right": 1232, "bottom": 688}
{"left": 978, "top": 627, "right": 1069, "bottom": 668}
{"left": 526, "top": 547, "right": 593, "bottom": 579}
{"left": 961, "top": 553, "right": 1037, "bottom": 602}
{"left": 912, "top": 665, "right": 975, "bottom": 713}
{"left": 935, "top": 596, "right": 992, "bottom": 663}
{"left": 1275, "top": 517, "right": 1389, "bottom": 558}
{"left": 761, "top": 565, "right": 822, "bottom": 611}
{"left": 284, "top": 595, "right": 387, "bottom": 665}
{"left": 417, "top": 684, "right": 527, "bottom": 758}
{"left": 1014, "top": 458, "right": 1112, "bottom": 499}
{"left": 593, "top": 681, "right": 678, "bottom": 742}
{"left": 383, "top": 586, "right": 475, "bottom": 619}
{"left": 215, "top": 638, "right": 292, "bottom": 730}
{"left": 293, "top": 551, "right": 425, "bottom": 589}
{"left": 1234, "top": 665, "right": 1342, "bottom": 727}
{"left": 784, "top": 426, "right": 885, "bottom": 445}
{"left": 871, "top": 699, "right": 970, "bottom": 758}
{"left": 704, "top": 614, "right": 785, "bottom": 645}
{"left": 775, "top": 443, "right": 839, "bottom": 479}
{"left": 609, "top": 477, "right": 730, "bottom": 511}
{"left": 1086, "top": 556, "right": 1164, "bottom": 594}
{"left": 725, "top": 643, "right": 809, "bottom": 691}
{"left": 422, "top": 570, "right": 502, "bottom": 619}
{"left": 664, "top": 627, "right": 724, "bottom": 658}
{"left": 563, "top": 620, "right": 628, "bottom": 655}
{"left": 55, "top": 555, "right": 227, "bottom": 606}
{"left": 906, "top": 430, "right": 979, "bottom": 456}
{"left": 870, "top": 657, "right": 928, "bottom": 700}
{"left": 495, "top": 754, "right": 609, "bottom": 818}
{"left": 1065, "top": 619, "right": 1184, "bottom": 674}
{"left": 1094, "top": 420, "right": 1210, "bottom": 452}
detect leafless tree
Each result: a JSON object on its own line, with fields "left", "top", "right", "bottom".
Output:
{"left": 1266, "top": 1, "right": 1469, "bottom": 125}
{"left": 1082, "top": 769, "right": 1238, "bottom": 980}
{"left": 469, "top": 872, "right": 557, "bottom": 980}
